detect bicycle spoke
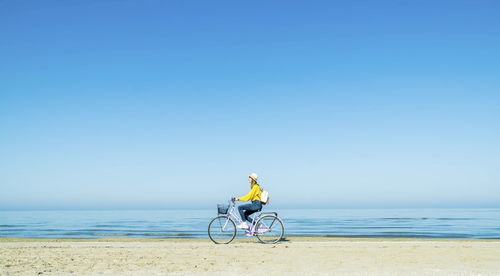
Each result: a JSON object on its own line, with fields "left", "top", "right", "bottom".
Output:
{"left": 208, "top": 216, "right": 236, "bottom": 244}
{"left": 255, "top": 215, "right": 284, "bottom": 244}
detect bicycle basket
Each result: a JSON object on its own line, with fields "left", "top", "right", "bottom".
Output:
{"left": 217, "top": 204, "right": 229, "bottom": 214}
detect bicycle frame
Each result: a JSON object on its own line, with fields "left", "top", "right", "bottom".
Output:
{"left": 223, "top": 201, "right": 260, "bottom": 235}
{"left": 222, "top": 200, "right": 271, "bottom": 236}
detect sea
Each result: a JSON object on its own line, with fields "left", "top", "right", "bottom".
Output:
{"left": 1, "top": 208, "right": 499, "bottom": 239}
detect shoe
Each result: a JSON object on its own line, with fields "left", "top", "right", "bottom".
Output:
{"left": 237, "top": 222, "right": 249, "bottom": 229}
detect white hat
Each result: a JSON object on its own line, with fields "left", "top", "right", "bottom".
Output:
{"left": 249, "top": 173, "right": 259, "bottom": 181}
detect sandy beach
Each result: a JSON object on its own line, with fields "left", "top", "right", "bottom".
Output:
{"left": 1, "top": 237, "right": 499, "bottom": 275}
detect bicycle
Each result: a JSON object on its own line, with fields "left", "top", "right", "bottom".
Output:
{"left": 207, "top": 198, "right": 284, "bottom": 244}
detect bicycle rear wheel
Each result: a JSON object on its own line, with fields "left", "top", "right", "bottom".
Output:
{"left": 255, "top": 215, "right": 284, "bottom": 244}
{"left": 208, "top": 215, "right": 236, "bottom": 244}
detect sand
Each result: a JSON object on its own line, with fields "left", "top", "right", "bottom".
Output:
{"left": 1, "top": 237, "right": 500, "bottom": 275}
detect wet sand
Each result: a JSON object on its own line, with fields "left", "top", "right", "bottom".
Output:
{"left": 1, "top": 237, "right": 500, "bottom": 275}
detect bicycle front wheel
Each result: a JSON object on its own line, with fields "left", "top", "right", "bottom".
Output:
{"left": 208, "top": 215, "right": 236, "bottom": 244}
{"left": 255, "top": 215, "right": 284, "bottom": 244}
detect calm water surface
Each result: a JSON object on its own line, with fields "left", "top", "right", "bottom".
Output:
{"left": 1, "top": 208, "right": 499, "bottom": 239}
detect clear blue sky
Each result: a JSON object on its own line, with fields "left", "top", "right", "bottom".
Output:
{"left": 1, "top": 0, "right": 499, "bottom": 210}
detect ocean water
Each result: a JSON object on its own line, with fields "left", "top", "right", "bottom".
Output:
{"left": 0, "top": 208, "right": 499, "bottom": 239}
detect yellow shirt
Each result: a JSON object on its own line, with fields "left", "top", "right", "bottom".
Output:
{"left": 239, "top": 184, "right": 261, "bottom": 202}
